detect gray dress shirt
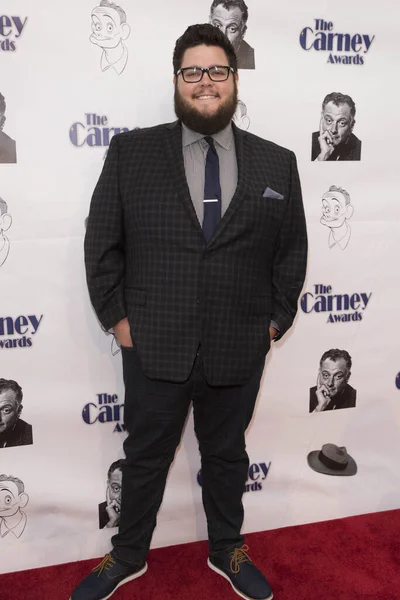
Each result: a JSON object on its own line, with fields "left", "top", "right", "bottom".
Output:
{"left": 181, "top": 121, "right": 279, "bottom": 335}
{"left": 182, "top": 122, "right": 237, "bottom": 226}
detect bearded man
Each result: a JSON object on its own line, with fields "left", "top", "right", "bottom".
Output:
{"left": 75, "top": 23, "right": 307, "bottom": 600}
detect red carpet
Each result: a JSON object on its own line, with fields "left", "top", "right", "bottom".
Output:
{"left": 1, "top": 510, "right": 399, "bottom": 600}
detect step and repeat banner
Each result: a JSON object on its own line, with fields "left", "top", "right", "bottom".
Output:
{"left": 1, "top": 0, "right": 400, "bottom": 574}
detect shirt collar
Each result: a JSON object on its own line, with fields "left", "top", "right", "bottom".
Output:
{"left": 328, "top": 223, "right": 351, "bottom": 250}
{"left": 182, "top": 122, "right": 234, "bottom": 150}
{"left": 101, "top": 45, "right": 128, "bottom": 75}
{"left": 0, "top": 512, "right": 27, "bottom": 538}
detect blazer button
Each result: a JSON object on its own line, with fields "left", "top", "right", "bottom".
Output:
{"left": 196, "top": 297, "right": 201, "bottom": 305}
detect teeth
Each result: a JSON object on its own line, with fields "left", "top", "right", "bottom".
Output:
{"left": 196, "top": 95, "right": 217, "bottom": 99}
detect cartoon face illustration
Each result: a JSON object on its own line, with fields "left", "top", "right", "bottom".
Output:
{"left": 90, "top": 1, "right": 131, "bottom": 75}
{"left": 0, "top": 203, "right": 12, "bottom": 266}
{"left": 0, "top": 479, "right": 28, "bottom": 518}
{"left": 0, "top": 475, "right": 29, "bottom": 538}
{"left": 320, "top": 186, "right": 354, "bottom": 250}
{"left": 90, "top": 2, "right": 130, "bottom": 50}
{"left": 321, "top": 189, "right": 354, "bottom": 229}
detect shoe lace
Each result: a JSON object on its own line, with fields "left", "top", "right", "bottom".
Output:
{"left": 229, "top": 544, "right": 252, "bottom": 574}
{"left": 92, "top": 554, "right": 116, "bottom": 577}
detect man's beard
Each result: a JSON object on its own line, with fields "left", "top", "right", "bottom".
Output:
{"left": 174, "top": 82, "right": 238, "bottom": 135}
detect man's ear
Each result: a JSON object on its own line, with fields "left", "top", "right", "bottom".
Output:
{"left": 173, "top": 74, "right": 177, "bottom": 85}
{"left": 351, "top": 119, "right": 356, "bottom": 131}
{"left": 241, "top": 23, "right": 247, "bottom": 38}
{"left": 19, "top": 493, "right": 29, "bottom": 509}
{"left": 17, "top": 403, "right": 23, "bottom": 416}
{"left": 0, "top": 115, "right": 5, "bottom": 130}
{"left": 0, "top": 213, "right": 12, "bottom": 232}
{"left": 121, "top": 23, "right": 131, "bottom": 40}
{"left": 346, "top": 370, "right": 351, "bottom": 382}
{"left": 346, "top": 205, "right": 354, "bottom": 220}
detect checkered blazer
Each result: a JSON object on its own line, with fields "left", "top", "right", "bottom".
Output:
{"left": 84, "top": 121, "right": 307, "bottom": 385}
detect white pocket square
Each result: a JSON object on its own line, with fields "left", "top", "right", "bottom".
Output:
{"left": 263, "top": 187, "right": 284, "bottom": 200}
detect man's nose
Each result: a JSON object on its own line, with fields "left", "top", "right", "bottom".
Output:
{"left": 330, "top": 122, "right": 338, "bottom": 133}
{"left": 327, "top": 376, "right": 335, "bottom": 386}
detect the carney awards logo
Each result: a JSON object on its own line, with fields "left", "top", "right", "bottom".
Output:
{"left": 197, "top": 461, "right": 271, "bottom": 493}
{"left": 69, "top": 113, "right": 129, "bottom": 148}
{"left": 82, "top": 393, "right": 125, "bottom": 433}
{"left": 299, "top": 19, "right": 375, "bottom": 65}
{"left": 0, "top": 15, "right": 28, "bottom": 52}
{"left": 0, "top": 314, "right": 43, "bottom": 349}
{"left": 301, "top": 284, "right": 371, "bottom": 323}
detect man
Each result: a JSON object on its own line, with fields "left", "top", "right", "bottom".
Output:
{"left": 0, "top": 379, "right": 32, "bottom": 448}
{"left": 76, "top": 24, "right": 307, "bottom": 600}
{"left": 0, "top": 475, "right": 29, "bottom": 539}
{"left": 0, "top": 198, "right": 12, "bottom": 267}
{"left": 98, "top": 460, "right": 123, "bottom": 529}
{"left": 310, "top": 349, "right": 357, "bottom": 412}
{"left": 311, "top": 92, "right": 362, "bottom": 161}
{"left": 209, "top": 0, "right": 255, "bottom": 69}
{"left": 90, "top": 0, "right": 131, "bottom": 75}
{"left": 0, "top": 93, "right": 17, "bottom": 164}
{"left": 320, "top": 185, "right": 354, "bottom": 250}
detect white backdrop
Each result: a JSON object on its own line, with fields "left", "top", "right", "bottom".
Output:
{"left": 1, "top": 0, "right": 400, "bottom": 574}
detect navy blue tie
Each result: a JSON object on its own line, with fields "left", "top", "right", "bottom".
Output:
{"left": 202, "top": 136, "right": 221, "bottom": 243}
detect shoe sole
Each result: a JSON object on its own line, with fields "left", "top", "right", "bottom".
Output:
{"left": 69, "top": 562, "right": 148, "bottom": 600}
{"left": 207, "top": 558, "right": 273, "bottom": 600}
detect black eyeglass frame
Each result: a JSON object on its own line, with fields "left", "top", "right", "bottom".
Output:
{"left": 175, "top": 65, "right": 236, "bottom": 83}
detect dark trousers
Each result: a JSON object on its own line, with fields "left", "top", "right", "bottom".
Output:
{"left": 112, "top": 346, "right": 265, "bottom": 565}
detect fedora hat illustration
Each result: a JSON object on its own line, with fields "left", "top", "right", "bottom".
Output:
{"left": 307, "top": 443, "right": 357, "bottom": 476}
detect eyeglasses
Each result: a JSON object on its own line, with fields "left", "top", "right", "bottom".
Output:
{"left": 176, "top": 65, "right": 235, "bottom": 83}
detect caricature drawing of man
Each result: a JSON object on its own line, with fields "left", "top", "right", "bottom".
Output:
{"left": 320, "top": 186, "right": 354, "bottom": 250}
{"left": 233, "top": 99, "right": 250, "bottom": 130}
{"left": 0, "top": 475, "right": 29, "bottom": 539}
{"left": 90, "top": 0, "right": 131, "bottom": 75}
{"left": 0, "top": 199, "right": 12, "bottom": 267}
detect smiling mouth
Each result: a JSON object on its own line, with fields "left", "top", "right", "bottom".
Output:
{"left": 194, "top": 94, "right": 219, "bottom": 100}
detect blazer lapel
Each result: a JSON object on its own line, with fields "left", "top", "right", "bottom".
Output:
{"left": 164, "top": 121, "right": 204, "bottom": 239}
{"left": 208, "top": 122, "right": 251, "bottom": 245}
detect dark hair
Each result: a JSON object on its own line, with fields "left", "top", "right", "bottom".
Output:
{"left": 173, "top": 23, "right": 237, "bottom": 74}
{"left": 107, "top": 459, "right": 123, "bottom": 480}
{"left": 322, "top": 92, "right": 356, "bottom": 120}
{"left": 0, "top": 378, "right": 23, "bottom": 404}
{"left": 0, "top": 93, "right": 5, "bottom": 114}
{"left": 210, "top": 0, "right": 249, "bottom": 23}
{"left": 320, "top": 349, "right": 352, "bottom": 372}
